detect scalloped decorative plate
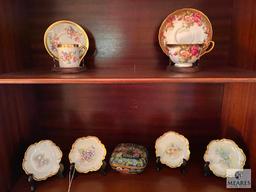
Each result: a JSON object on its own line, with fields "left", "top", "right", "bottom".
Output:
{"left": 22, "top": 140, "right": 62, "bottom": 181}
{"left": 69, "top": 136, "right": 107, "bottom": 173}
{"left": 155, "top": 131, "right": 190, "bottom": 168}
{"left": 44, "top": 20, "right": 89, "bottom": 60}
{"left": 158, "top": 8, "right": 213, "bottom": 55}
{"left": 204, "top": 139, "right": 246, "bottom": 178}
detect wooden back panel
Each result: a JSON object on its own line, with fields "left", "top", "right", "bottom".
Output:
{"left": 35, "top": 84, "right": 223, "bottom": 158}
{"left": 28, "top": 0, "right": 233, "bottom": 69}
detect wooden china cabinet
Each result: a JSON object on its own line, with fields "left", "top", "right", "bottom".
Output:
{"left": 0, "top": 0, "right": 256, "bottom": 191}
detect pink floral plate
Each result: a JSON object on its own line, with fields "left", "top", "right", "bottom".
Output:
{"left": 69, "top": 136, "right": 107, "bottom": 174}
{"left": 159, "top": 8, "right": 213, "bottom": 56}
{"left": 44, "top": 20, "right": 89, "bottom": 60}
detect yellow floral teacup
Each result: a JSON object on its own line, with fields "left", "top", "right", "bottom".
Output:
{"left": 57, "top": 44, "right": 85, "bottom": 68}
{"left": 167, "top": 41, "right": 214, "bottom": 67}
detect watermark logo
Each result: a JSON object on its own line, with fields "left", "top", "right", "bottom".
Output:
{"left": 226, "top": 169, "right": 251, "bottom": 188}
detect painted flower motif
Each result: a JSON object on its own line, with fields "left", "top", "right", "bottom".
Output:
{"left": 179, "top": 50, "right": 191, "bottom": 58}
{"left": 216, "top": 148, "right": 232, "bottom": 168}
{"left": 165, "top": 143, "right": 182, "bottom": 159}
{"left": 33, "top": 154, "right": 50, "bottom": 169}
{"left": 184, "top": 15, "right": 192, "bottom": 23}
{"left": 65, "top": 26, "right": 81, "bottom": 43}
{"left": 73, "top": 55, "right": 78, "bottom": 62}
{"left": 192, "top": 13, "right": 202, "bottom": 26}
{"left": 79, "top": 147, "right": 96, "bottom": 162}
{"left": 61, "top": 51, "right": 73, "bottom": 63}
{"left": 116, "top": 167, "right": 130, "bottom": 174}
{"left": 190, "top": 45, "right": 200, "bottom": 56}
{"left": 49, "top": 34, "right": 60, "bottom": 52}
{"left": 59, "top": 50, "right": 79, "bottom": 65}
{"left": 165, "top": 16, "right": 175, "bottom": 29}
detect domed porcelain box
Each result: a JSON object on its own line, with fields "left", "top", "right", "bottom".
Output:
{"left": 109, "top": 143, "right": 148, "bottom": 174}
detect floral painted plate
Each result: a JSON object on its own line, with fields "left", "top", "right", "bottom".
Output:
{"left": 159, "top": 8, "right": 213, "bottom": 55}
{"left": 22, "top": 140, "right": 63, "bottom": 181}
{"left": 204, "top": 139, "right": 246, "bottom": 178}
{"left": 44, "top": 20, "right": 89, "bottom": 60}
{"left": 69, "top": 136, "right": 107, "bottom": 173}
{"left": 155, "top": 131, "right": 190, "bottom": 168}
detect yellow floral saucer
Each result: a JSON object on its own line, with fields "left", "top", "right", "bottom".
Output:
{"left": 44, "top": 20, "right": 89, "bottom": 60}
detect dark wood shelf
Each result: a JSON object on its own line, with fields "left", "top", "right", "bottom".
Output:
{"left": 12, "top": 158, "right": 253, "bottom": 192}
{"left": 0, "top": 66, "right": 256, "bottom": 84}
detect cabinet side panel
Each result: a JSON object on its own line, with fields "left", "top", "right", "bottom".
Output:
{"left": 0, "top": 86, "right": 35, "bottom": 191}
{"left": 0, "top": 0, "right": 29, "bottom": 73}
{"left": 0, "top": 0, "right": 31, "bottom": 190}
{"left": 232, "top": 0, "right": 256, "bottom": 70}
{"left": 222, "top": 83, "right": 256, "bottom": 185}
{"left": 227, "top": 0, "right": 256, "bottom": 185}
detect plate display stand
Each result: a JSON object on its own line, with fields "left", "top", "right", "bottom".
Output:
{"left": 156, "top": 156, "right": 162, "bottom": 172}
{"left": 27, "top": 163, "right": 65, "bottom": 192}
{"left": 27, "top": 174, "right": 36, "bottom": 192}
{"left": 156, "top": 156, "right": 188, "bottom": 174}
{"left": 203, "top": 161, "right": 212, "bottom": 176}
{"left": 99, "top": 160, "right": 107, "bottom": 176}
{"left": 168, "top": 60, "right": 200, "bottom": 73}
{"left": 52, "top": 59, "right": 86, "bottom": 74}
{"left": 68, "top": 160, "right": 107, "bottom": 192}
{"left": 68, "top": 160, "right": 107, "bottom": 179}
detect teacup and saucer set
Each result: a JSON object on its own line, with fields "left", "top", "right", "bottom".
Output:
{"left": 159, "top": 8, "right": 215, "bottom": 72}
{"left": 44, "top": 20, "right": 89, "bottom": 73}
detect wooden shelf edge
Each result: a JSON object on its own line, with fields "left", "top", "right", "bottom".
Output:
{"left": 1, "top": 66, "right": 256, "bottom": 84}
{"left": 1, "top": 77, "right": 256, "bottom": 84}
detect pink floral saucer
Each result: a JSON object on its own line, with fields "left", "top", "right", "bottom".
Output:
{"left": 159, "top": 8, "right": 213, "bottom": 56}
{"left": 44, "top": 20, "right": 89, "bottom": 60}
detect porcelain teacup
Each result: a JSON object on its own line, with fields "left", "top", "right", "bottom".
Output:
{"left": 167, "top": 41, "right": 214, "bottom": 67}
{"left": 57, "top": 44, "right": 85, "bottom": 68}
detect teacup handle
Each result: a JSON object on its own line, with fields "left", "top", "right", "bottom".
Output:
{"left": 199, "top": 41, "right": 215, "bottom": 58}
{"left": 79, "top": 46, "right": 87, "bottom": 62}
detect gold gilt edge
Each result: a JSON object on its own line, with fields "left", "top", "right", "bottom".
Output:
{"left": 43, "top": 20, "right": 89, "bottom": 61}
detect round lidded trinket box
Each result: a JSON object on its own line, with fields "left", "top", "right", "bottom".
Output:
{"left": 110, "top": 143, "right": 148, "bottom": 174}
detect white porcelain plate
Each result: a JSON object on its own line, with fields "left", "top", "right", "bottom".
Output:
{"left": 69, "top": 136, "right": 107, "bottom": 173}
{"left": 44, "top": 20, "right": 89, "bottom": 60}
{"left": 22, "top": 140, "right": 63, "bottom": 181}
{"left": 204, "top": 139, "right": 246, "bottom": 178}
{"left": 159, "top": 8, "right": 213, "bottom": 55}
{"left": 155, "top": 131, "right": 190, "bottom": 168}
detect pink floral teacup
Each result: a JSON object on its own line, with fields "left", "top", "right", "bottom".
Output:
{"left": 57, "top": 44, "right": 85, "bottom": 68}
{"left": 167, "top": 41, "right": 214, "bottom": 67}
